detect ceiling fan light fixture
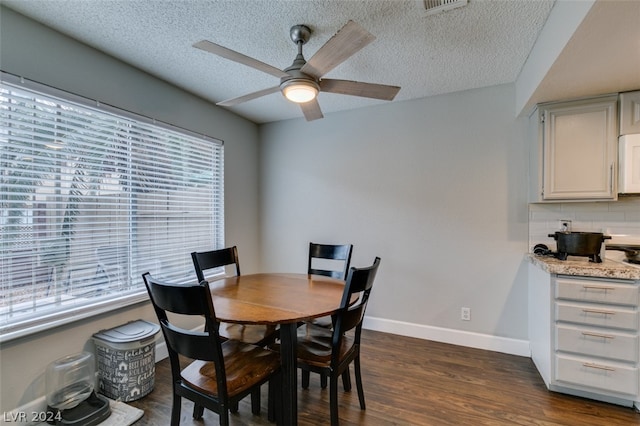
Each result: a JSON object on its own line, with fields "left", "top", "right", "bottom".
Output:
{"left": 281, "top": 79, "right": 319, "bottom": 103}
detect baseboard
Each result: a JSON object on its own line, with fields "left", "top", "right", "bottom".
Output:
{"left": 146, "top": 318, "right": 531, "bottom": 366}
{"left": 363, "top": 316, "right": 531, "bottom": 357}
{"left": 548, "top": 383, "right": 636, "bottom": 408}
{"left": 154, "top": 319, "right": 531, "bottom": 362}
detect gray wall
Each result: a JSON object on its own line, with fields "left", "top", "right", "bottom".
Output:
{"left": 0, "top": 7, "right": 261, "bottom": 412}
{"left": 258, "top": 85, "right": 531, "bottom": 349}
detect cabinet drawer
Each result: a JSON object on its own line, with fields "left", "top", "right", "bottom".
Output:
{"left": 556, "top": 278, "right": 638, "bottom": 306}
{"left": 556, "top": 325, "right": 638, "bottom": 362}
{"left": 556, "top": 302, "right": 638, "bottom": 330}
{"left": 555, "top": 355, "right": 638, "bottom": 395}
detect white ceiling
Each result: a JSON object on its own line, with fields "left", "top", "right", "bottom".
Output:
{"left": 2, "top": 0, "right": 639, "bottom": 124}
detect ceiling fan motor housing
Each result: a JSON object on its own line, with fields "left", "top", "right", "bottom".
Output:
{"left": 290, "top": 25, "right": 311, "bottom": 45}
{"left": 281, "top": 25, "right": 318, "bottom": 91}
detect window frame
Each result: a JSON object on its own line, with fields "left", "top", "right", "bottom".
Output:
{"left": 0, "top": 72, "right": 224, "bottom": 342}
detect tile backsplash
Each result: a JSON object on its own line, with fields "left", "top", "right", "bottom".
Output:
{"left": 528, "top": 197, "right": 640, "bottom": 251}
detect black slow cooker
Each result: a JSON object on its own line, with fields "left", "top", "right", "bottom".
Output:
{"left": 547, "top": 231, "right": 611, "bottom": 263}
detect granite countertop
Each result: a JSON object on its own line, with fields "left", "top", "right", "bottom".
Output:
{"left": 527, "top": 253, "right": 640, "bottom": 281}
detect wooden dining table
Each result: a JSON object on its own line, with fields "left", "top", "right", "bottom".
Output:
{"left": 208, "top": 272, "right": 346, "bottom": 425}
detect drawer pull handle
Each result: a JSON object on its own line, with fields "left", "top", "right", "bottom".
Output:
{"left": 582, "top": 285, "right": 615, "bottom": 291}
{"left": 582, "top": 362, "right": 616, "bottom": 372}
{"left": 581, "top": 308, "right": 615, "bottom": 316}
{"left": 581, "top": 331, "right": 615, "bottom": 339}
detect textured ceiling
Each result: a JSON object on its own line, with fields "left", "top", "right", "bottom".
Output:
{"left": 2, "top": 0, "right": 563, "bottom": 123}
{"left": 0, "top": 0, "right": 588, "bottom": 124}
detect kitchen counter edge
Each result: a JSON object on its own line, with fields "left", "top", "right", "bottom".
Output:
{"left": 527, "top": 254, "right": 640, "bottom": 281}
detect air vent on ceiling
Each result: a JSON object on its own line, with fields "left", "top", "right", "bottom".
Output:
{"left": 423, "top": 0, "right": 468, "bottom": 16}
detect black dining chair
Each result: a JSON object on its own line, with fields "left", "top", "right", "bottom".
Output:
{"left": 306, "top": 242, "right": 353, "bottom": 328}
{"left": 286, "top": 257, "right": 380, "bottom": 426}
{"left": 303, "top": 242, "right": 353, "bottom": 388}
{"left": 142, "top": 272, "right": 281, "bottom": 426}
{"left": 191, "top": 246, "right": 279, "bottom": 347}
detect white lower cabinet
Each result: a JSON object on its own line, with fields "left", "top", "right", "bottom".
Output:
{"left": 529, "top": 268, "right": 640, "bottom": 406}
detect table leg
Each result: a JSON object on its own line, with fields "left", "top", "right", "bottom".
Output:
{"left": 279, "top": 322, "right": 297, "bottom": 425}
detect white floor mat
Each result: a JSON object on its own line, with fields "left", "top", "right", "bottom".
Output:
{"left": 99, "top": 399, "right": 144, "bottom": 426}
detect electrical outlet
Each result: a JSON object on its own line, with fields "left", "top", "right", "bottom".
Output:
{"left": 461, "top": 307, "right": 471, "bottom": 321}
{"left": 559, "top": 219, "right": 572, "bottom": 232}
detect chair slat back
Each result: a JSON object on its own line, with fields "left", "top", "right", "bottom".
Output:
{"left": 191, "top": 246, "right": 241, "bottom": 282}
{"left": 333, "top": 257, "right": 380, "bottom": 339}
{"left": 308, "top": 243, "right": 353, "bottom": 280}
{"left": 162, "top": 322, "right": 219, "bottom": 362}
{"left": 142, "top": 272, "right": 223, "bottom": 363}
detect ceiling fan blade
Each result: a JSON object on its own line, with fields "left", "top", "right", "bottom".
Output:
{"left": 217, "top": 86, "right": 281, "bottom": 107}
{"left": 300, "top": 99, "right": 324, "bottom": 121}
{"left": 301, "top": 20, "right": 376, "bottom": 79}
{"left": 193, "top": 40, "right": 290, "bottom": 79}
{"left": 319, "top": 79, "right": 400, "bottom": 101}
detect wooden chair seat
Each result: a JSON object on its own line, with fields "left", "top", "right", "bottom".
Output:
{"left": 182, "top": 339, "right": 281, "bottom": 398}
{"left": 308, "top": 315, "right": 333, "bottom": 328}
{"left": 219, "top": 323, "right": 278, "bottom": 347}
{"left": 294, "top": 323, "right": 356, "bottom": 368}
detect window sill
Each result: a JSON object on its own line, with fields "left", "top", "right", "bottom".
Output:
{"left": 0, "top": 291, "right": 149, "bottom": 343}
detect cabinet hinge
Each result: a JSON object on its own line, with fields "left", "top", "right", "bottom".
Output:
{"left": 540, "top": 112, "right": 545, "bottom": 124}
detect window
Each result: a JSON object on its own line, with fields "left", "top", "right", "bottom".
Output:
{"left": 0, "top": 74, "right": 224, "bottom": 342}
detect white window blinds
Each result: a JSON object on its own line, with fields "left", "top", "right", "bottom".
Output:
{"left": 0, "top": 75, "right": 224, "bottom": 341}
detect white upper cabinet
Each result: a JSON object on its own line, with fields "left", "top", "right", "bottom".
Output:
{"left": 619, "top": 90, "right": 640, "bottom": 135}
{"left": 529, "top": 95, "right": 618, "bottom": 202}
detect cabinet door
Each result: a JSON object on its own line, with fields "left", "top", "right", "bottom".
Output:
{"left": 619, "top": 134, "right": 640, "bottom": 193}
{"left": 620, "top": 91, "right": 640, "bottom": 135}
{"left": 541, "top": 96, "right": 618, "bottom": 200}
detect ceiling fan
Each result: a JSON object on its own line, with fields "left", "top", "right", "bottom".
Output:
{"left": 193, "top": 20, "right": 401, "bottom": 121}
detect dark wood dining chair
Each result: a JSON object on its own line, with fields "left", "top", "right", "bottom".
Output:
{"left": 291, "top": 257, "right": 380, "bottom": 426}
{"left": 306, "top": 242, "right": 353, "bottom": 328}
{"left": 303, "top": 242, "right": 353, "bottom": 388}
{"left": 142, "top": 272, "right": 281, "bottom": 426}
{"left": 191, "top": 246, "right": 278, "bottom": 347}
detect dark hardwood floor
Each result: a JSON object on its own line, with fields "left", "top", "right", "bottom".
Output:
{"left": 128, "top": 329, "right": 640, "bottom": 425}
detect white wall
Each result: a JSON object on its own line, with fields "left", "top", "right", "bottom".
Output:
{"left": 0, "top": 7, "right": 261, "bottom": 412}
{"left": 258, "top": 84, "right": 531, "bottom": 353}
